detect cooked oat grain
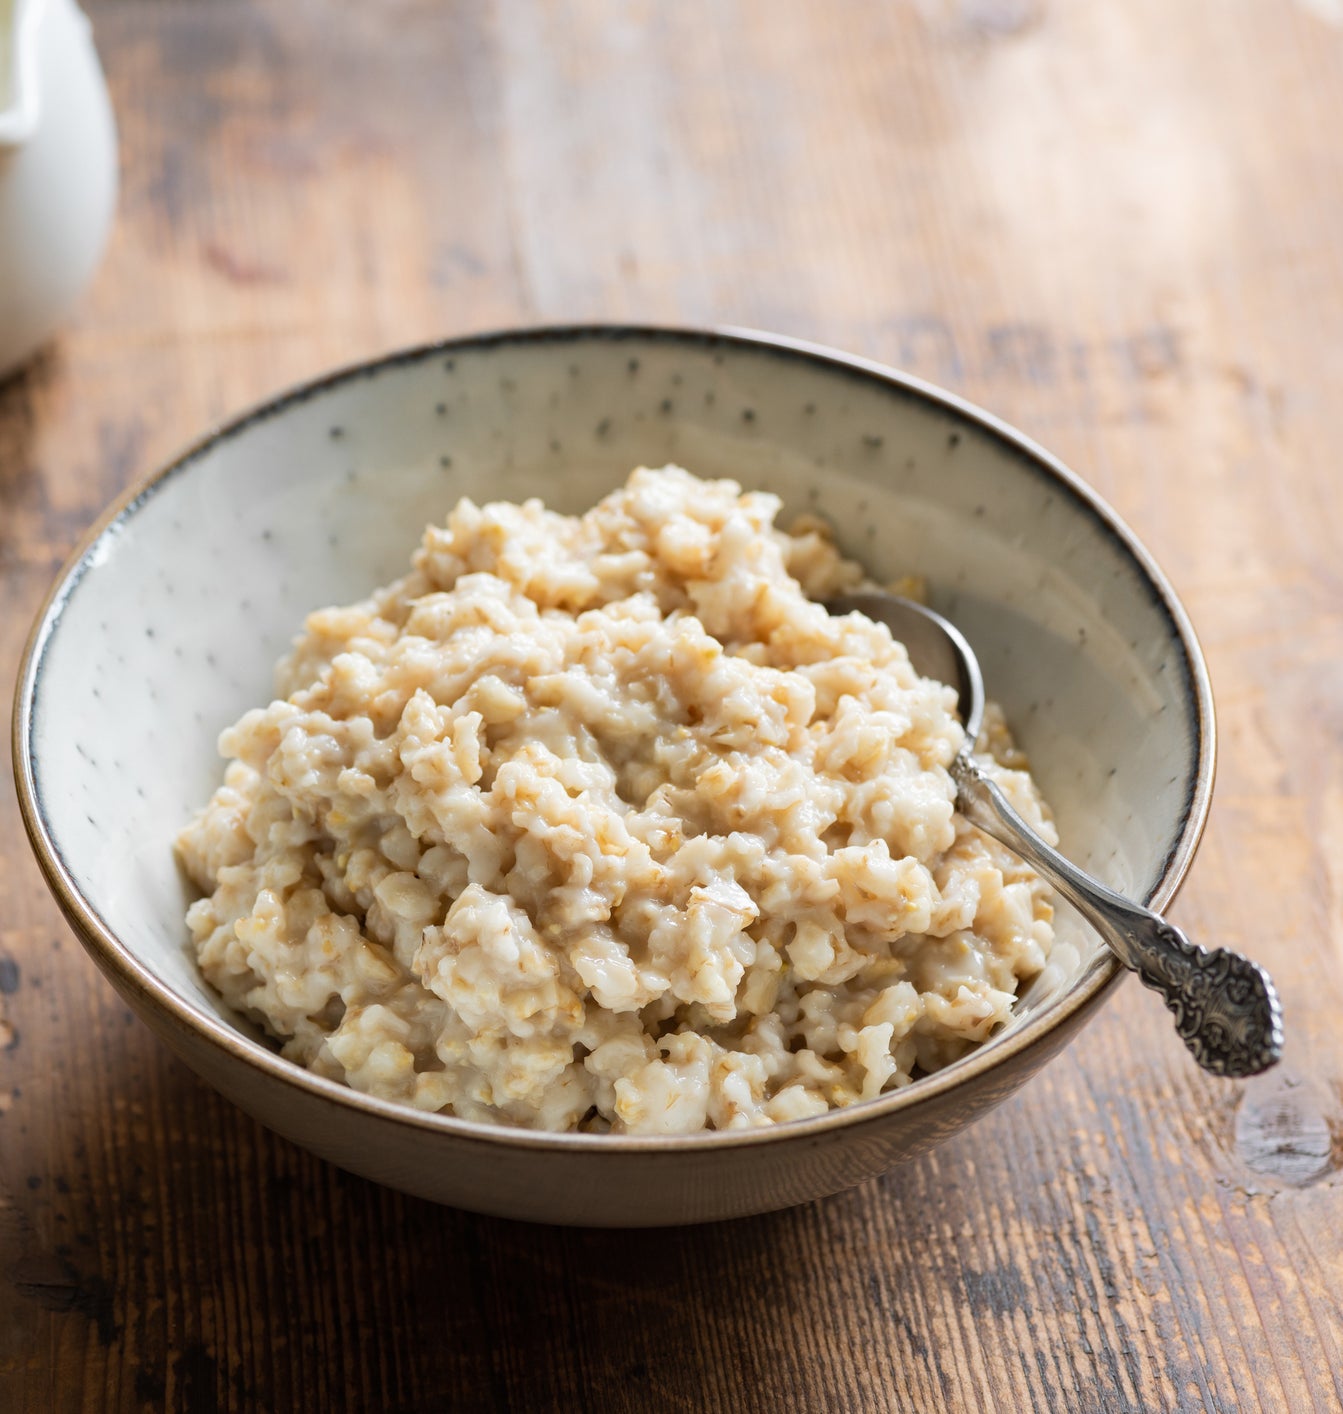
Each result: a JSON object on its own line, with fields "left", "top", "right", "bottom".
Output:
{"left": 177, "top": 466, "right": 1055, "bottom": 1132}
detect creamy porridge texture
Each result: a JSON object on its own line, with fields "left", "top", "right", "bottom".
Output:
{"left": 177, "top": 466, "right": 1057, "bottom": 1133}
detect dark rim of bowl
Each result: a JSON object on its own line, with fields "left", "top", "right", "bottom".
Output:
{"left": 12, "top": 322, "right": 1216, "bottom": 1155}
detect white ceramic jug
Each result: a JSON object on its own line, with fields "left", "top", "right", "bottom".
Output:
{"left": 0, "top": 0, "right": 116, "bottom": 378}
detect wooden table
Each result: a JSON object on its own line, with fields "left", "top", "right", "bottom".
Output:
{"left": 3, "top": 2, "right": 1340, "bottom": 1408}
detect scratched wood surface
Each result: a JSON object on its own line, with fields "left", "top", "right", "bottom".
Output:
{"left": 2, "top": 1, "right": 1341, "bottom": 1409}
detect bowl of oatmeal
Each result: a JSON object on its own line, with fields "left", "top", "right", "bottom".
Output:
{"left": 14, "top": 326, "right": 1213, "bottom": 1225}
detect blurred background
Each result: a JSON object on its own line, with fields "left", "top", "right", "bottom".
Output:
{"left": 2, "top": 2, "right": 1340, "bottom": 1410}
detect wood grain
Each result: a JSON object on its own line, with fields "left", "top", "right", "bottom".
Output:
{"left": 2, "top": 1, "right": 1341, "bottom": 1409}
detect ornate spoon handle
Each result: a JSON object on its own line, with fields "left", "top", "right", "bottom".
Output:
{"left": 950, "top": 755, "right": 1284, "bottom": 1078}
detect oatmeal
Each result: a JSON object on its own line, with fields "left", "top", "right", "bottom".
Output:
{"left": 177, "top": 466, "right": 1056, "bottom": 1133}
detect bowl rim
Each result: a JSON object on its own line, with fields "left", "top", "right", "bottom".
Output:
{"left": 12, "top": 322, "right": 1216, "bottom": 1154}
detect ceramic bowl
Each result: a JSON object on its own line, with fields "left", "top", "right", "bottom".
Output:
{"left": 13, "top": 326, "right": 1213, "bottom": 1226}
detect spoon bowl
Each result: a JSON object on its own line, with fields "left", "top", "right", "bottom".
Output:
{"left": 826, "top": 592, "right": 986, "bottom": 742}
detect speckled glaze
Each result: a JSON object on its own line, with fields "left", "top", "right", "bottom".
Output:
{"left": 13, "top": 326, "right": 1215, "bottom": 1226}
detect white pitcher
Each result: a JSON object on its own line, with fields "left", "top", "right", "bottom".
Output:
{"left": 0, "top": 0, "right": 116, "bottom": 378}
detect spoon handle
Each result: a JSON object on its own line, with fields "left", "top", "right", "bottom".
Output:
{"left": 950, "top": 755, "right": 1284, "bottom": 1079}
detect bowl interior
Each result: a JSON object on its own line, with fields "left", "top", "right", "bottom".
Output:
{"left": 23, "top": 329, "right": 1206, "bottom": 1070}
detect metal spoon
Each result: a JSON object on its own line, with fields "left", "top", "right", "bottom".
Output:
{"left": 827, "top": 591, "right": 1284, "bottom": 1079}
